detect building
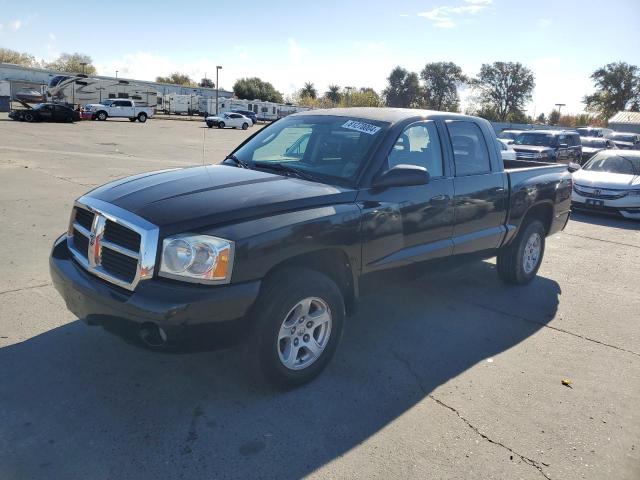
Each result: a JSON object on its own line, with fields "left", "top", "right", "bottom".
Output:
{"left": 608, "top": 111, "right": 640, "bottom": 134}
{"left": 0, "top": 62, "right": 233, "bottom": 111}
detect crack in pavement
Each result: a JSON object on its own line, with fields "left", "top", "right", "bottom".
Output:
{"left": 5, "top": 158, "right": 95, "bottom": 188}
{"left": 0, "top": 283, "right": 52, "bottom": 296}
{"left": 562, "top": 232, "right": 639, "bottom": 250}
{"left": 391, "top": 351, "right": 552, "bottom": 480}
{"left": 466, "top": 300, "right": 640, "bottom": 358}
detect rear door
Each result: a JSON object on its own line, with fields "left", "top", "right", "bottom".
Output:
{"left": 445, "top": 120, "right": 508, "bottom": 254}
{"left": 118, "top": 100, "right": 135, "bottom": 118}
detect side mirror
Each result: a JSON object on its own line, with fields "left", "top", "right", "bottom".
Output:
{"left": 567, "top": 162, "right": 581, "bottom": 173}
{"left": 373, "top": 164, "right": 430, "bottom": 188}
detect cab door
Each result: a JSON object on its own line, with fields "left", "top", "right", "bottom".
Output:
{"left": 38, "top": 105, "right": 54, "bottom": 122}
{"left": 118, "top": 100, "right": 134, "bottom": 117}
{"left": 361, "top": 120, "right": 455, "bottom": 271}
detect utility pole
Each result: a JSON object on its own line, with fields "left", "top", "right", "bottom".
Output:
{"left": 79, "top": 62, "right": 87, "bottom": 75}
{"left": 554, "top": 103, "right": 565, "bottom": 125}
{"left": 216, "top": 65, "right": 222, "bottom": 115}
{"left": 115, "top": 70, "right": 119, "bottom": 79}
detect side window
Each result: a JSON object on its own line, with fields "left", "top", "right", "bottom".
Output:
{"left": 447, "top": 121, "right": 491, "bottom": 176}
{"left": 122, "top": 101, "right": 132, "bottom": 107}
{"left": 387, "top": 121, "right": 443, "bottom": 177}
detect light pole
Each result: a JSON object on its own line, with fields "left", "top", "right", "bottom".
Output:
{"left": 115, "top": 70, "right": 119, "bottom": 79}
{"left": 215, "top": 65, "right": 222, "bottom": 115}
{"left": 79, "top": 62, "right": 87, "bottom": 75}
{"left": 554, "top": 103, "right": 565, "bottom": 125}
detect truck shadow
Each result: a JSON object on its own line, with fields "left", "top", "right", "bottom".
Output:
{"left": 569, "top": 211, "right": 640, "bottom": 230}
{"left": 0, "top": 261, "right": 559, "bottom": 479}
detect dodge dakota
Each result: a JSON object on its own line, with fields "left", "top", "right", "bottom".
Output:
{"left": 50, "top": 108, "right": 572, "bottom": 387}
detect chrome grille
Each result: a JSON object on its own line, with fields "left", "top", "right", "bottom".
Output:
{"left": 515, "top": 151, "right": 536, "bottom": 159}
{"left": 573, "top": 184, "right": 627, "bottom": 200}
{"left": 67, "top": 196, "right": 159, "bottom": 291}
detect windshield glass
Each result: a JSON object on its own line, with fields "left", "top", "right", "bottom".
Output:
{"left": 513, "top": 132, "right": 555, "bottom": 146}
{"left": 101, "top": 100, "right": 114, "bottom": 106}
{"left": 498, "top": 131, "right": 518, "bottom": 140}
{"left": 32, "top": 103, "right": 46, "bottom": 110}
{"left": 581, "top": 138, "right": 606, "bottom": 148}
{"left": 611, "top": 134, "right": 635, "bottom": 143}
{"left": 583, "top": 152, "right": 640, "bottom": 175}
{"left": 576, "top": 128, "right": 596, "bottom": 137}
{"left": 233, "top": 115, "right": 389, "bottom": 185}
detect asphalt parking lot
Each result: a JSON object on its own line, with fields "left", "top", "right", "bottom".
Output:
{"left": 0, "top": 115, "right": 638, "bottom": 480}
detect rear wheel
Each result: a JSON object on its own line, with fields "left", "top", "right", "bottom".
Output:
{"left": 497, "top": 220, "right": 546, "bottom": 285}
{"left": 242, "top": 122, "right": 249, "bottom": 130}
{"left": 137, "top": 112, "right": 147, "bottom": 123}
{"left": 217, "top": 121, "right": 225, "bottom": 129}
{"left": 247, "top": 268, "right": 345, "bottom": 389}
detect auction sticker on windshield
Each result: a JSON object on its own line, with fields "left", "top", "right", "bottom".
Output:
{"left": 342, "top": 120, "right": 381, "bottom": 135}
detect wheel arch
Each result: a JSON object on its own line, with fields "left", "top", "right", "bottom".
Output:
{"left": 521, "top": 201, "right": 554, "bottom": 236}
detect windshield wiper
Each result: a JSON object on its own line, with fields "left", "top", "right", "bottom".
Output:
{"left": 253, "top": 162, "right": 319, "bottom": 182}
{"left": 224, "top": 154, "right": 250, "bottom": 169}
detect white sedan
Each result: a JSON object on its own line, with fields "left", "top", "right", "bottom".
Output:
{"left": 497, "top": 139, "right": 517, "bottom": 161}
{"left": 205, "top": 112, "right": 252, "bottom": 130}
{"left": 571, "top": 150, "right": 640, "bottom": 220}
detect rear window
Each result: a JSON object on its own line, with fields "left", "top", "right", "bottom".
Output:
{"left": 447, "top": 121, "right": 491, "bottom": 176}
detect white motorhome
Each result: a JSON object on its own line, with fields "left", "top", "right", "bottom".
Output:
{"left": 46, "top": 76, "right": 157, "bottom": 109}
{"left": 199, "top": 97, "right": 249, "bottom": 116}
{"left": 159, "top": 94, "right": 200, "bottom": 115}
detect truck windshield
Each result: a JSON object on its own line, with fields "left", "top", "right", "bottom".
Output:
{"left": 513, "top": 133, "right": 555, "bottom": 147}
{"left": 101, "top": 100, "right": 114, "bottom": 106}
{"left": 583, "top": 153, "right": 639, "bottom": 175}
{"left": 232, "top": 115, "right": 389, "bottom": 185}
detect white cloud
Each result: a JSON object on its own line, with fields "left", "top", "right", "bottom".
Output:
{"left": 9, "top": 20, "right": 22, "bottom": 31}
{"left": 537, "top": 18, "right": 552, "bottom": 29}
{"left": 527, "top": 57, "right": 592, "bottom": 115}
{"left": 418, "top": 0, "right": 492, "bottom": 28}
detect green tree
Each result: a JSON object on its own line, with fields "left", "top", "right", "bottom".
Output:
{"left": 471, "top": 62, "right": 535, "bottom": 122}
{"left": 232, "top": 77, "right": 283, "bottom": 103}
{"left": 347, "top": 88, "right": 382, "bottom": 107}
{"left": 300, "top": 82, "right": 317, "bottom": 99}
{"left": 420, "top": 61, "right": 467, "bottom": 112}
{"left": 325, "top": 85, "right": 341, "bottom": 104}
{"left": 548, "top": 109, "right": 560, "bottom": 125}
{"left": 46, "top": 53, "right": 96, "bottom": 74}
{"left": 199, "top": 78, "right": 215, "bottom": 88}
{"left": 535, "top": 112, "right": 546, "bottom": 124}
{"left": 155, "top": 72, "right": 195, "bottom": 86}
{"left": 0, "top": 48, "right": 40, "bottom": 67}
{"left": 584, "top": 62, "right": 640, "bottom": 119}
{"left": 383, "top": 66, "right": 423, "bottom": 108}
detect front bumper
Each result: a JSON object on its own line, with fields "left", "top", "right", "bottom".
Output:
{"left": 571, "top": 192, "right": 640, "bottom": 219}
{"left": 50, "top": 235, "right": 261, "bottom": 345}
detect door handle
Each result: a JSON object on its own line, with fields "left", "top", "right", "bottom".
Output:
{"left": 429, "top": 194, "right": 449, "bottom": 204}
{"left": 490, "top": 187, "right": 506, "bottom": 194}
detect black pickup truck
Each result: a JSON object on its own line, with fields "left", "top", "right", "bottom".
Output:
{"left": 50, "top": 108, "right": 572, "bottom": 388}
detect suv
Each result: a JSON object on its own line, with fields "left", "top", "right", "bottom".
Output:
{"left": 232, "top": 109, "right": 258, "bottom": 125}
{"left": 576, "top": 127, "right": 613, "bottom": 138}
{"left": 511, "top": 130, "right": 582, "bottom": 164}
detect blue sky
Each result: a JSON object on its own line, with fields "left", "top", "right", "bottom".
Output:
{"left": 1, "top": 0, "right": 639, "bottom": 114}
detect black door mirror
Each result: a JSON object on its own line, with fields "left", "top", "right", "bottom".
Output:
{"left": 373, "top": 164, "right": 430, "bottom": 188}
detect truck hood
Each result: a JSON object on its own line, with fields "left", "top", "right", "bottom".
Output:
{"left": 581, "top": 146, "right": 603, "bottom": 155}
{"left": 512, "top": 145, "right": 554, "bottom": 153}
{"left": 86, "top": 165, "right": 357, "bottom": 230}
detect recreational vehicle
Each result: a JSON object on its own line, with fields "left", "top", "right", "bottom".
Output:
{"left": 46, "top": 76, "right": 158, "bottom": 109}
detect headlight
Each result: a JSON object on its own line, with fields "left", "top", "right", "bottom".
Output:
{"left": 159, "top": 234, "right": 234, "bottom": 284}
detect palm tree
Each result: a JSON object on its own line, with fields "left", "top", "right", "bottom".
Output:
{"left": 300, "top": 82, "right": 317, "bottom": 99}
{"left": 325, "top": 85, "right": 341, "bottom": 104}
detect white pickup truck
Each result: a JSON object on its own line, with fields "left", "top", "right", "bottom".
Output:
{"left": 83, "top": 99, "right": 154, "bottom": 123}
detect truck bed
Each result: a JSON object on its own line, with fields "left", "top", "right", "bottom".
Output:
{"left": 503, "top": 159, "right": 569, "bottom": 172}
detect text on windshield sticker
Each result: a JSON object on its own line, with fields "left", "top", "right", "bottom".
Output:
{"left": 342, "top": 120, "right": 381, "bottom": 135}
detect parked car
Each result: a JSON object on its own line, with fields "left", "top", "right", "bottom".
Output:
{"left": 83, "top": 99, "right": 154, "bottom": 122}
{"left": 50, "top": 108, "right": 571, "bottom": 388}
{"left": 571, "top": 150, "right": 640, "bottom": 220}
{"left": 497, "top": 129, "right": 524, "bottom": 145}
{"left": 205, "top": 112, "right": 252, "bottom": 129}
{"left": 609, "top": 132, "right": 640, "bottom": 150}
{"left": 231, "top": 109, "right": 258, "bottom": 125}
{"left": 512, "top": 130, "right": 582, "bottom": 164}
{"left": 497, "top": 139, "right": 517, "bottom": 161}
{"left": 576, "top": 127, "right": 613, "bottom": 138}
{"left": 580, "top": 137, "right": 617, "bottom": 164}
{"left": 8, "top": 102, "right": 79, "bottom": 123}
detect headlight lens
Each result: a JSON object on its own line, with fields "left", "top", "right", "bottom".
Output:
{"left": 159, "top": 234, "right": 234, "bottom": 284}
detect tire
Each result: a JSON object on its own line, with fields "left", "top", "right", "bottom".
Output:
{"left": 24, "top": 112, "right": 35, "bottom": 122}
{"left": 217, "top": 121, "right": 225, "bottom": 129}
{"left": 137, "top": 113, "right": 147, "bottom": 123}
{"left": 247, "top": 268, "right": 345, "bottom": 389}
{"left": 242, "top": 122, "right": 249, "bottom": 130}
{"left": 97, "top": 111, "right": 107, "bottom": 121}
{"left": 497, "top": 220, "right": 546, "bottom": 285}
{"left": 206, "top": 121, "right": 214, "bottom": 128}
{"left": 129, "top": 118, "right": 136, "bottom": 122}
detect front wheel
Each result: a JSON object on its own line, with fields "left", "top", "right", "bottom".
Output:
{"left": 24, "top": 112, "right": 35, "bottom": 122}
{"left": 206, "top": 121, "right": 214, "bottom": 128}
{"left": 217, "top": 121, "right": 225, "bottom": 129}
{"left": 247, "top": 268, "right": 345, "bottom": 389}
{"left": 497, "top": 220, "right": 546, "bottom": 285}
{"left": 97, "top": 111, "right": 107, "bottom": 121}
{"left": 137, "top": 113, "right": 147, "bottom": 123}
